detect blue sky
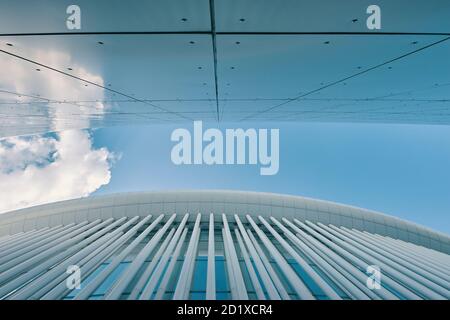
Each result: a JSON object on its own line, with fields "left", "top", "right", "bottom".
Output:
{"left": 92, "top": 121, "right": 450, "bottom": 234}
{"left": 1, "top": 0, "right": 449, "bottom": 237}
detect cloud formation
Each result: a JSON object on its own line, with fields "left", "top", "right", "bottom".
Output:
{"left": 0, "top": 45, "right": 107, "bottom": 137}
{"left": 0, "top": 130, "right": 116, "bottom": 213}
{"left": 0, "top": 43, "right": 116, "bottom": 212}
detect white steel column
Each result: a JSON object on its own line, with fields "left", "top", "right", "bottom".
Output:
{"left": 41, "top": 226, "right": 129, "bottom": 300}
{"left": 0, "top": 218, "right": 111, "bottom": 298}
{"left": 132, "top": 214, "right": 189, "bottom": 300}
{"left": 300, "top": 220, "right": 421, "bottom": 300}
{"left": 0, "top": 223, "right": 78, "bottom": 269}
{"left": 0, "top": 227, "right": 53, "bottom": 254}
{"left": 9, "top": 217, "right": 130, "bottom": 298}
{"left": 391, "top": 237, "right": 450, "bottom": 265}
{"left": 173, "top": 213, "right": 201, "bottom": 300}
{"left": 313, "top": 222, "right": 445, "bottom": 300}
{"left": 206, "top": 213, "right": 216, "bottom": 300}
{"left": 0, "top": 231, "right": 27, "bottom": 247}
{"left": 285, "top": 218, "right": 392, "bottom": 300}
{"left": 246, "top": 215, "right": 314, "bottom": 300}
{"left": 328, "top": 224, "right": 450, "bottom": 298}
{"left": 347, "top": 228, "right": 450, "bottom": 280}
{"left": 74, "top": 214, "right": 160, "bottom": 300}
{"left": 154, "top": 228, "right": 188, "bottom": 300}
{"left": 222, "top": 228, "right": 238, "bottom": 299}
{"left": 137, "top": 214, "right": 189, "bottom": 300}
{"left": 9, "top": 221, "right": 127, "bottom": 300}
{"left": 368, "top": 232, "right": 450, "bottom": 276}
{"left": 259, "top": 216, "right": 341, "bottom": 300}
{"left": 234, "top": 228, "right": 266, "bottom": 299}
{"left": 36, "top": 216, "right": 140, "bottom": 299}
{"left": 0, "top": 220, "right": 99, "bottom": 285}
{"left": 105, "top": 214, "right": 177, "bottom": 300}
{"left": 271, "top": 217, "right": 370, "bottom": 300}
{"left": 234, "top": 214, "right": 281, "bottom": 300}
{"left": 246, "top": 230, "right": 290, "bottom": 299}
{"left": 222, "top": 214, "right": 248, "bottom": 300}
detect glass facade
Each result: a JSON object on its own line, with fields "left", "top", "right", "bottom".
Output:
{"left": 65, "top": 256, "right": 353, "bottom": 300}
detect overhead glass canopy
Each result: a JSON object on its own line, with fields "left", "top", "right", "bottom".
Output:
{"left": 1, "top": 0, "right": 450, "bottom": 137}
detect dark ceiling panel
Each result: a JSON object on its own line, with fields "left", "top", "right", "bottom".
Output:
{"left": 0, "top": 0, "right": 211, "bottom": 34}
{"left": 215, "top": 0, "right": 450, "bottom": 34}
{"left": 0, "top": 1, "right": 450, "bottom": 137}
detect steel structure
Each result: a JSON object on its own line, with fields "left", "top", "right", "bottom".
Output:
{"left": 1, "top": 0, "right": 450, "bottom": 138}
{"left": 0, "top": 190, "right": 449, "bottom": 300}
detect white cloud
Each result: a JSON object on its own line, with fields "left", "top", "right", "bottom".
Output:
{"left": 0, "top": 42, "right": 117, "bottom": 212}
{"left": 0, "top": 130, "right": 117, "bottom": 213}
{"left": 0, "top": 45, "right": 107, "bottom": 136}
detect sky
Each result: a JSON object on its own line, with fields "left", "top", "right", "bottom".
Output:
{"left": 2, "top": 121, "right": 449, "bottom": 234}
{"left": 0, "top": 1, "right": 449, "bottom": 236}
{"left": 0, "top": 130, "right": 115, "bottom": 213}
{"left": 84, "top": 121, "right": 450, "bottom": 235}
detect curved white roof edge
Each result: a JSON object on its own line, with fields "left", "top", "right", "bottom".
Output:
{"left": 1, "top": 189, "right": 449, "bottom": 254}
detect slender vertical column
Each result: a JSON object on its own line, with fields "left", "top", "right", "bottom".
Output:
{"left": 0, "top": 225, "right": 66, "bottom": 260}
{"left": 368, "top": 232, "right": 450, "bottom": 276}
{"left": 347, "top": 228, "right": 450, "bottom": 280}
{"left": 295, "top": 219, "right": 408, "bottom": 299}
{"left": 326, "top": 224, "right": 450, "bottom": 298}
{"left": 246, "top": 215, "right": 314, "bottom": 300}
{"left": 173, "top": 213, "right": 202, "bottom": 300}
{"left": 0, "top": 228, "right": 50, "bottom": 251}
{"left": 41, "top": 221, "right": 132, "bottom": 300}
{"left": 259, "top": 216, "right": 341, "bottom": 300}
{"left": 392, "top": 237, "right": 450, "bottom": 265}
{"left": 313, "top": 222, "right": 445, "bottom": 300}
{"left": 222, "top": 214, "right": 248, "bottom": 300}
{"left": 0, "top": 220, "right": 99, "bottom": 285}
{"left": 11, "top": 217, "right": 131, "bottom": 299}
{"left": 271, "top": 217, "right": 370, "bottom": 300}
{"left": 222, "top": 228, "right": 238, "bottom": 299}
{"left": 0, "top": 228, "right": 45, "bottom": 251}
{"left": 234, "top": 215, "right": 281, "bottom": 300}
{"left": 0, "top": 232, "right": 25, "bottom": 246}
{"left": 283, "top": 218, "right": 383, "bottom": 300}
{"left": 0, "top": 218, "right": 111, "bottom": 298}
{"left": 137, "top": 214, "right": 189, "bottom": 300}
{"left": 9, "top": 220, "right": 128, "bottom": 300}
{"left": 34, "top": 231, "right": 124, "bottom": 300}
{"left": 246, "top": 230, "right": 290, "bottom": 299}
{"left": 206, "top": 213, "right": 216, "bottom": 300}
{"left": 105, "top": 214, "right": 177, "bottom": 300}
{"left": 136, "top": 228, "right": 178, "bottom": 298}
{"left": 234, "top": 229, "right": 265, "bottom": 299}
{"left": 299, "top": 220, "right": 421, "bottom": 300}
{"left": 154, "top": 228, "right": 188, "bottom": 300}
{"left": 74, "top": 214, "right": 160, "bottom": 300}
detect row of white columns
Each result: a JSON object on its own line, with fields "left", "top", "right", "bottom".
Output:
{"left": 0, "top": 213, "right": 449, "bottom": 300}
